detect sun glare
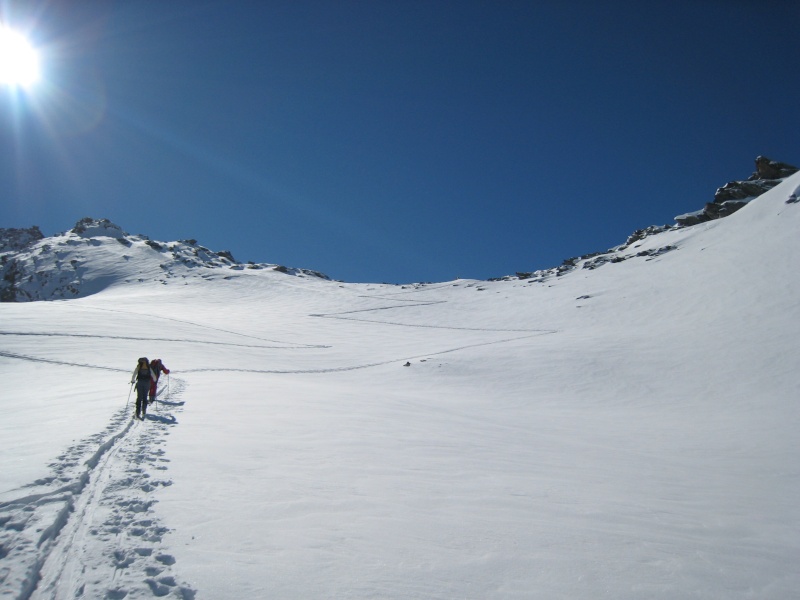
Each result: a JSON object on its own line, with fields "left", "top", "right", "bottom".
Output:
{"left": 0, "top": 26, "right": 40, "bottom": 88}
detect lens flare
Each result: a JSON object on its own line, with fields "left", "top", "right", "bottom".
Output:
{"left": 0, "top": 26, "right": 40, "bottom": 87}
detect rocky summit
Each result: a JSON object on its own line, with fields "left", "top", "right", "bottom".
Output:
{"left": 675, "top": 156, "right": 798, "bottom": 226}
{"left": 0, "top": 217, "right": 328, "bottom": 302}
{"left": 507, "top": 156, "right": 797, "bottom": 282}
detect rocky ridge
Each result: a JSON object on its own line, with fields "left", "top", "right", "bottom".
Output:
{"left": 0, "top": 217, "right": 329, "bottom": 302}
{"left": 503, "top": 156, "right": 797, "bottom": 283}
{"left": 675, "top": 156, "right": 798, "bottom": 226}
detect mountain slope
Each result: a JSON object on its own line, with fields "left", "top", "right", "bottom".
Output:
{"left": 0, "top": 173, "right": 799, "bottom": 599}
{"left": 0, "top": 217, "right": 328, "bottom": 302}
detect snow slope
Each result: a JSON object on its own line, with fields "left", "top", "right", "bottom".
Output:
{"left": 1, "top": 173, "right": 799, "bottom": 598}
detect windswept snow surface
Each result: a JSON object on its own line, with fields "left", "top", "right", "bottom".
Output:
{"left": 2, "top": 173, "right": 800, "bottom": 598}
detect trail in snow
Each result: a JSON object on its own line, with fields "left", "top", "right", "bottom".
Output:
{"left": 0, "top": 331, "right": 323, "bottom": 351}
{"left": 0, "top": 380, "right": 195, "bottom": 600}
{"left": 311, "top": 285, "right": 555, "bottom": 332}
{"left": 0, "top": 351, "right": 128, "bottom": 373}
{"left": 184, "top": 290, "right": 558, "bottom": 373}
{"left": 74, "top": 305, "right": 330, "bottom": 348}
{"left": 179, "top": 331, "right": 553, "bottom": 375}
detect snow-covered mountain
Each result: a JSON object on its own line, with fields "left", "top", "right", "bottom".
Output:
{"left": 0, "top": 217, "right": 329, "bottom": 302}
{"left": 1, "top": 167, "right": 799, "bottom": 599}
{"left": 2, "top": 157, "right": 796, "bottom": 302}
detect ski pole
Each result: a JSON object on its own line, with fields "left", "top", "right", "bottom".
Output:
{"left": 126, "top": 380, "right": 134, "bottom": 409}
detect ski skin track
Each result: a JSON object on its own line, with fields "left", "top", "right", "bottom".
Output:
{"left": 30, "top": 418, "right": 132, "bottom": 599}
{"left": 0, "top": 381, "right": 195, "bottom": 600}
{"left": 1, "top": 415, "right": 133, "bottom": 600}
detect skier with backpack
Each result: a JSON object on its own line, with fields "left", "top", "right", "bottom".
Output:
{"left": 149, "top": 358, "right": 170, "bottom": 405}
{"left": 131, "top": 357, "right": 155, "bottom": 420}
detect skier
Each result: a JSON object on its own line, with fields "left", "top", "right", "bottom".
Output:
{"left": 131, "top": 357, "right": 155, "bottom": 420}
{"left": 149, "top": 358, "right": 170, "bottom": 404}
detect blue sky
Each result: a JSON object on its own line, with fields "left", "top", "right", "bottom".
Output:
{"left": 2, "top": 1, "right": 798, "bottom": 283}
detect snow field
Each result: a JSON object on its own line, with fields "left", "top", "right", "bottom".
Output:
{"left": 1, "top": 173, "right": 799, "bottom": 598}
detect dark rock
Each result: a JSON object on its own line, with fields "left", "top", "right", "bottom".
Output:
{"left": 674, "top": 210, "right": 708, "bottom": 226}
{"left": 753, "top": 155, "right": 798, "bottom": 180}
{"left": 71, "top": 217, "right": 125, "bottom": 237}
{"left": 626, "top": 225, "right": 673, "bottom": 246}
{"left": 582, "top": 255, "right": 614, "bottom": 270}
{"left": 1, "top": 258, "right": 25, "bottom": 301}
{"left": 636, "top": 245, "right": 676, "bottom": 258}
{"left": 703, "top": 200, "right": 749, "bottom": 220}
{"left": 0, "top": 226, "right": 44, "bottom": 252}
{"left": 300, "top": 269, "right": 330, "bottom": 280}
{"left": 714, "top": 179, "right": 780, "bottom": 203}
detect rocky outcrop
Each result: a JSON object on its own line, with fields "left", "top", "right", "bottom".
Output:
{"left": 1, "top": 217, "right": 330, "bottom": 302}
{"left": 713, "top": 179, "right": 780, "bottom": 203}
{"left": 71, "top": 217, "right": 126, "bottom": 239}
{"left": 0, "top": 226, "right": 44, "bottom": 252}
{"left": 676, "top": 156, "right": 798, "bottom": 226}
{"left": 753, "top": 155, "right": 797, "bottom": 180}
{"left": 503, "top": 155, "right": 796, "bottom": 283}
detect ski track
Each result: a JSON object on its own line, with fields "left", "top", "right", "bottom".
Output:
{"left": 0, "top": 331, "right": 326, "bottom": 351}
{"left": 311, "top": 291, "right": 552, "bottom": 333}
{"left": 0, "top": 380, "right": 195, "bottom": 600}
{"left": 0, "top": 351, "right": 128, "bottom": 373}
{"left": 191, "top": 291, "right": 557, "bottom": 373}
{"left": 73, "top": 305, "right": 328, "bottom": 349}
{"left": 311, "top": 311, "right": 553, "bottom": 333}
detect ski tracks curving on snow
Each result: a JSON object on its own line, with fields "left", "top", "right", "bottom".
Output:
{"left": 0, "top": 380, "right": 195, "bottom": 600}
{"left": 311, "top": 289, "right": 556, "bottom": 333}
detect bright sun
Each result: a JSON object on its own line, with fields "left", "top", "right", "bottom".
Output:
{"left": 0, "top": 26, "right": 40, "bottom": 87}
